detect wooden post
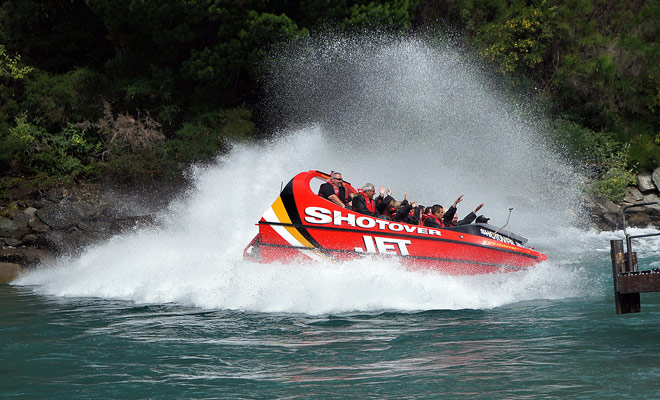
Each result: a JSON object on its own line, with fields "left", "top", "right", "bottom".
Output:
{"left": 611, "top": 239, "right": 640, "bottom": 314}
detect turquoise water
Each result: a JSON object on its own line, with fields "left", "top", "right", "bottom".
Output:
{"left": 4, "top": 232, "right": 660, "bottom": 399}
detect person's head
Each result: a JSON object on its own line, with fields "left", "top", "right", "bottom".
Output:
{"left": 452, "top": 214, "right": 458, "bottom": 224}
{"left": 331, "top": 172, "right": 343, "bottom": 186}
{"left": 476, "top": 215, "right": 490, "bottom": 224}
{"left": 424, "top": 206, "right": 431, "bottom": 215}
{"left": 362, "top": 183, "right": 376, "bottom": 199}
{"left": 431, "top": 204, "right": 444, "bottom": 218}
{"left": 388, "top": 200, "right": 401, "bottom": 215}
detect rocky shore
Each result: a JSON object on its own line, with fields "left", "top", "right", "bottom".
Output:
{"left": 0, "top": 181, "right": 173, "bottom": 282}
{"left": 587, "top": 169, "right": 660, "bottom": 231}
{"left": 2, "top": 170, "right": 660, "bottom": 283}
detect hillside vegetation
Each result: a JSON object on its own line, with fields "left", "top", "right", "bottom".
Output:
{"left": 1, "top": 0, "right": 658, "bottom": 200}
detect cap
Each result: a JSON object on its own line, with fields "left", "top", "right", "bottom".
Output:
{"left": 476, "top": 215, "right": 490, "bottom": 224}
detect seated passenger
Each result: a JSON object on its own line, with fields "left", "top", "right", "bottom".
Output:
{"left": 420, "top": 206, "right": 432, "bottom": 225}
{"left": 388, "top": 193, "right": 414, "bottom": 222}
{"left": 375, "top": 185, "right": 394, "bottom": 216}
{"left": 423, "top": 195, "right": 463, "bottom": 228}
{"left": 448, "top": 203, "right": 485, "bottom": 226}
{"left": 423, "top": 204, "right": 446, "bottom": 228}
{"left": 406, "top": 203, "right": 423, "bottom": 225}
{"left": 318, "top": 171, "right": 349, "bottom": 208}
{"left": 352, "top": 183, "right": 380, "bottom": 217}
{"left": 475, "top": 215, "right": 490, "bottom": 224}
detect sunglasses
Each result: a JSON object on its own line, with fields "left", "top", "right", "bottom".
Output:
{"left": 334, "top": 178, "right": 343, "bottom": 181}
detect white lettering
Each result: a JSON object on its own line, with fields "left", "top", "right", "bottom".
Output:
{"left": 304, "top": 207, "right": 332, "bottom": 224}
{"left": 376, "top": 219, "right": 389, "bottom": 230}
{"left": 403, "top": 225, "right": 417, "bottom": 233}
{"left": 374, "top": 237, "right": 411, "bottom": 255}
{"left": 334, "top": 211, "right": 355, "bottom": 227}
{"left": 480, "top": 229, "right": 517, "bottom": 245}
{"left": 356, "top": 216, "right": 376, "bottom": 228}
{"left": 355, "top": 235, "right": 377, "bottom": 253}
{"left": 305, "top": 206, "right": 443, "bottom": 239}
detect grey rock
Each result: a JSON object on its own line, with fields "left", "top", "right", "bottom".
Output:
{"left": 11, "top": 212, "right": 29, "bottom": 231}
{"left": 44, "top": 230, "right": 97, "bottom": 254}
{"left": 0, "top": 246, "right": 54, "bottom": 266}
{"left": 642, "top": 193, "right": 660, "bottom": 212}
{"left": 653, "top": 168, "right": 660, "bottom": 192}
{"left": 33, "top": 200, "right": 52, "bottom": 209}
{"left": 8, "top": 203, "right": 19, "bottom": 218}
{"left": 0, "top": 217, "right": 19, "bottom": 236}
{"left": 626, "top": 212, "right": 652, "bottom": 228}
{"left": 3, "top": 237, "right": 21, "bottom": 246}
{"left": 36, "top": 200, "right": 99, "bottom": 230}
{"left": 23, "top": 207, "right": 37, "bottom": 218}
{"left": 638, "top": 173, "right": 656, "bottom": 192}
{"left": 46, "top": 188, "right": 64, "bottom": 202}
{"left": 28, "top": 218, "right": 50, "bottom": 232}
{"left": 627, "top": 187, "right": 644, "bottom": 202}
{"left": 602, "top": 199, "right": 621, "bottom": 215}
{"left": 20, "top": 234, "right": 39, "bottom": 246}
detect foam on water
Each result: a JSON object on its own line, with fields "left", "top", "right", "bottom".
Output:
{"left": 14, "top": 34, "right": 647, "bottom": 314}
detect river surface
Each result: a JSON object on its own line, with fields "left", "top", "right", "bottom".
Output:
{"left": 4, "top": 228, "right": 660, "bottom": 399}
{"left": 4, "top": 35, "right": 660, "bottom": 399}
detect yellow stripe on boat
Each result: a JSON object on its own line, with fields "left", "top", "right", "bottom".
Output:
{"left": 269, "top": 196, "right": 314, "bottom": 248}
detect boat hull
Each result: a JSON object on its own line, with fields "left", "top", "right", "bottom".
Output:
{"left": 244, "top": 170, "right": 548, "bottom": 275}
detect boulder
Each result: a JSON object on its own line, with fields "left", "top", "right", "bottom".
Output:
{"left": 653, "top": 168, "right": 660, "bottom": 192}
{"left": 0, "top": 262, "right": 23, "bottom": 283}
{"left": 622, "top": 187, "right": 644, "bottom": 204}
{"left": 638, "top": 173, "right": 656, "bottom": 192}
{"left": 0, "top": 247, "right": 54, "bottom": 266}
{"left": 42, "top": 229, "right": 102, "bottom": 254}
{"left": 3, "top": 237, "right": 21, "bottom": 246}
{"left": 36, "top": 200, "right": 99, "bottom": 230}
{"left": 0, "top": 217, "right": 19, "bottom": 236}
{"left": 626, "top": 212, "right": 652, "bottom": 228}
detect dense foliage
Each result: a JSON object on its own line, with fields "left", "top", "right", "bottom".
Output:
{"left": 0, "top": 0, "right": 658, "bottom": 199}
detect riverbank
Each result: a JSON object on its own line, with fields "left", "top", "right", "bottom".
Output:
{"left": 0, "top": 178, "right": 182, "bottom": 282}
{"left": 588, "top": 169, "right": 660, "bottom": 231}
{"left": 1, "top": 171, "right": 660, "bottom": 282}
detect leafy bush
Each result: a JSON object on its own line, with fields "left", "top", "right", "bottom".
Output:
{"left": 589, "top": 166, "right": 637, "bottom": 202}
{"left": 166, "top": 107, "right": 255, "bottom": 165}
{"left": 0, "top": 43, "right": 33, "bottom": 79}
{"left": 2, "top": 115, "right": 102, "bottom": 178}
{"left": 22, "top": 67, "right": 106, "bottom": 130}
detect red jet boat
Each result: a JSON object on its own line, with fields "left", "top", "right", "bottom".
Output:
{"left": 244, "top": 170, "right": 548, "bottom": 274}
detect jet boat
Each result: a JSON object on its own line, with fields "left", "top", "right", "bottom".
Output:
{"left": 243, "top": 170, "right": 547, "bottom": 274}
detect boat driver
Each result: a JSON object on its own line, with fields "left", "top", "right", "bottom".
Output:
{"left": 318, "top": 171, "right": 350, "bottom": 208}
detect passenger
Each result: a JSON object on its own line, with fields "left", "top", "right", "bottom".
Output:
{"left": 475, "top": 215, "right": 490, "bottom": 224}
{"left": 448, "top": 203, "right": 485, "bottom": 226}
{"left": 420, "top": 206, "right": 432, "bottom": 225}
{"left": 352, "top": 183, "right": 380, "bottom": 217}
{"left": 423, "top": 204, "right": 446, "bottom": 228}
{"left": 388, "top": 193, "right": 414, "bottom": 222}
{"left": 405, "top": 203, "right": 423, "bottom": 225}
{"left": 318, "top": 171, "right": 349, "bottom": 208}
{"left": 375, "top": 185, "right": 395, "bottom": 216}
{"left": 423, "top": 195, "right": 463, "bottom": 228}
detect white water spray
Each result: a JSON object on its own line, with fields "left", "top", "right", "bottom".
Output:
{"left": 15, "top": 34, "right": 606, "bottom": 313}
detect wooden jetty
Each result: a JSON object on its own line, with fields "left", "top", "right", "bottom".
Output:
{"left": 610, "top": 202, "right": 660, "bottom": 314}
